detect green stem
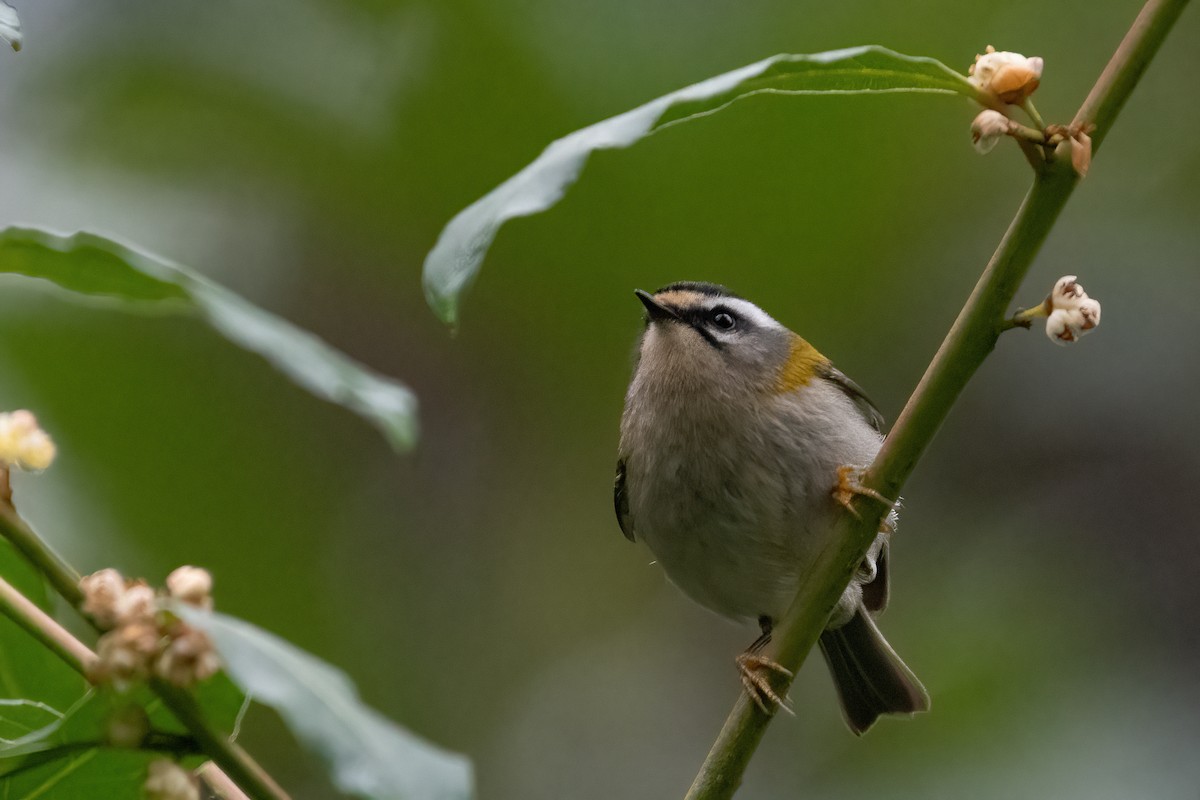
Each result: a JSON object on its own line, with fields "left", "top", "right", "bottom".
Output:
{"left": 151, "top": 679, "right": 291, "bottom": 800}
{"left": 1022, "top": 99, "right": 1047, "bottom": 130}
{"left": 0, "top": 505, "right": 83, "bottom": 608}
{"left": 684, "top": 1, "right": 1188, "bottom": 797}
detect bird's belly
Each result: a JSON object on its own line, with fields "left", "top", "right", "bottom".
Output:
{"left": 632, "top": 456, "right": 817, "bottom": 622}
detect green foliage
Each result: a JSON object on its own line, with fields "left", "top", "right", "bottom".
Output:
{"left": 0, "top": 227, "right": 418, "bottom": 450}
{"left": 0, "top": 675, "right": 244, "bottom": 796}
{"left": 0, "top": 692, "right": 166, "bottom": 799}
{"left": 0, "top": 540, "right": 85, "bottom": 711}
{"left": 177, "top": 604, "right": 473, "bottom": 800}
{"left": 421, "top": 45, "right": 978, "bottom": 325}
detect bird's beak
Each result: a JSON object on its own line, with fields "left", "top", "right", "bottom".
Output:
{"left": 635, "top": 289, "right": 678, "bottom": 322}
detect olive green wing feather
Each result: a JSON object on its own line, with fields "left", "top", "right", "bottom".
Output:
{"left": 818, "top": 364, "right": 885, "bottom": 432}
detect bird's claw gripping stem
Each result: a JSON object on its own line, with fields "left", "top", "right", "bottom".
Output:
{"left": 833, "top": 465, "right": 895, "bottom": 520}
{"left": 736, "top": 653, "right": 794, "bottom": 716}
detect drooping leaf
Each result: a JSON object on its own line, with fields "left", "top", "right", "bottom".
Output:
{"left": 0, "top": 2, "right": 20, "bottom": 52}
{"left": 422, "top": 45, "right": 981, "bottom": 324}
{"left": 0, "top": 227, "right": 417, "bottom": 450}
{"left": 176, "top": 605, "right": 473, "bottom": 800}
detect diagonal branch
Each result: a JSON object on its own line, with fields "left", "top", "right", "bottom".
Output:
{"left": 685, "top": 0, "right": 1190, "bottom": 796}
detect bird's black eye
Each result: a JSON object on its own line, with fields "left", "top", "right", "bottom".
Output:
{"left": 710, "top": 310, "right": 737, "bottom": 331}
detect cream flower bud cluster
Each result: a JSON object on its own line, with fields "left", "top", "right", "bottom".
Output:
{"left": 0, "top": 410, "right": 56, "bottom": 471}
{"left": 81, "top": 565, "right": 220, "bottom": 691}
{"left": 1045, "top": 276, "right": 1102, "bottom": 344}
{"left": 969, "top": 46, "right": 1044, "bottom": 104}
{"left": 143, "top": 759, "right": 200, "bottom": 800}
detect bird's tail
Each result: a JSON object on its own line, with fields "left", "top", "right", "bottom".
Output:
{"left": 818, "top": 608, "right": 930, "bottom": 735}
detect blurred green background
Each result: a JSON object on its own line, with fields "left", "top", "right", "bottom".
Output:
{"left": 1, "top": 1, "right": 1198, "bottom": 797}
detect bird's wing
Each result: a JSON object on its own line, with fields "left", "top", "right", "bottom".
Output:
{"left": 820, "top": 364, "right": 890, "bottom": 612}
{"left": 818, "top": 364, "right": 885, "bottom": 433}
{"left": 860, "top": 539, "right": 890, "bottom": 613}
{"left": 614, "top": 459, "right": 635, "bottom": 542}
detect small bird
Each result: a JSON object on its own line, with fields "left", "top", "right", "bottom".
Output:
{"left": 615, "top": 281, "right": 929, "bottom": 734}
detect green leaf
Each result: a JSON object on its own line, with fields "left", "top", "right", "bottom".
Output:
{"left": 0, "top": 2, "right": 20, "bottom": 52}
{"left": 0, "top": 699, "right": 63, "bottom": 745}
{"left": 0, "top": 227, "right": 418, "bottom": 450}
{"left": 0, "top": 747, "right": 152, "bottom": 799}
{"left": 0, "top": 689, "right": 208, "bottom": 797}
{"left": 176, "top": 605, "right": 473, "bottom": 800}
{"left": 0, "top": 693, "right": 106, "bottom": 766}
{"left": 0, "top": 692, "right": 153, "bottom": 798}
{"left": 422, "top": 45, "right": 980, "bottom": 324}
{"left": 154, "top": 673, "right": 248, "bottom": 738}
{"left": 0, "top": 540, "right": 86, "bottom": 709}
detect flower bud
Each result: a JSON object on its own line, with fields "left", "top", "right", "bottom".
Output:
{"left": 92, "top": 622, "right": 160, "bottom": 691}
{"left": 80, "top": 568, "right": 126, "bottom": 630}
{"left": 1045, "top": 275, "right": 1102, "bottom": 345}
{"left": 155, "top": 626, "right": 220, "bottom": 688}
{"left": 971, "top": 109, "right": 1012, "bottom": 154}
{"left": 1051, "top": 275, "right": 1089, "bottom": 308}
{"left": 1077, "top": 297, "right": 1101, "bottom": 330}
{"left": 143, "top": 759, "right": 199, "bottom": 800}
{"left": 969, "top": 46, "right": 1043, "bottom": 104}
{"left": 113, "top": 582, "right": 158, "bottom": 627}
{"left": 0, "top": 410, "right": 56, "bottom": 471}
{"left": 165, "top": 566, "right": 213, "bottom": 610}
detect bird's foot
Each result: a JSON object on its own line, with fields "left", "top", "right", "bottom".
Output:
{"left": 736, "top": 652, "right": 794, "bottom": 716}
{"left": 832, "top": 465, "right": 895, "bottom": 520}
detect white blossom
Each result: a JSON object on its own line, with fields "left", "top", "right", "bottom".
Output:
{"left": 969, "top": 46, "right": 1044, "bottom": 104}
{"left": 0, "top": 410, "right": 56, "bottom": 471}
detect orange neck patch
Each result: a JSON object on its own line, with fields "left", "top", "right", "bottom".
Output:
{"left": 774, "top": 334, "right": 827, "bottom": 394}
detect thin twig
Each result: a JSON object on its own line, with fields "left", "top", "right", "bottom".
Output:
{"left": 200, "top": 760, "right": 254, "bottom": 800}
{"left": 0, "top": 574, "right": 94, "bottom": 674}
{"left": 684, "top": 1, "right": 1189, "bottom": 796}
